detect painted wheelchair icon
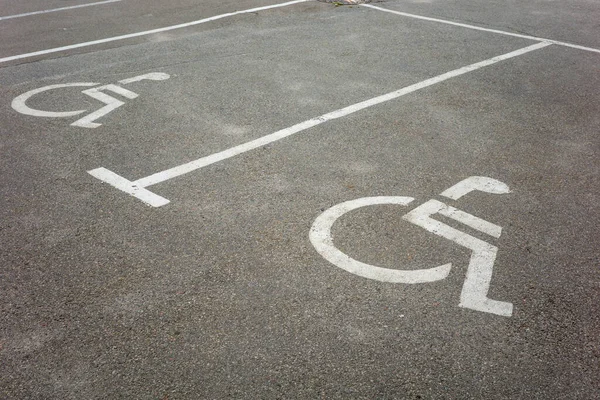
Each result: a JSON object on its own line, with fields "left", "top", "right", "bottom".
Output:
{"left": 310, "top": 176, "right": 513, "bottom": 317}
{"left": 11, "top": 72, "right": 169, "bottom": 129}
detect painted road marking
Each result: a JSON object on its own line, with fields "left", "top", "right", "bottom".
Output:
{"left": 11, "top": 73, "right": 169, "bottom": 128}
{"left": 0, "top": 0, "right": 311, "bottom": 65}
{"left": 362, "top": 4, "right": 600, "bottom": 55}
{"left": 72, "top": 84, "right": 139, "bottom": 128}
{"left": 308, "top": 196, "right": 452, "bottom": 284}
{"left": 88, "top": 42, "right": 550, "bottom": 207}
{"left": 310, "top": 177, "right": 513, "bottom": 317}
{"left": 11, "top": 83, "right": 99, "bottom": 118}
{"left": 0, "top": 0, "right": 122, "bottom": 21}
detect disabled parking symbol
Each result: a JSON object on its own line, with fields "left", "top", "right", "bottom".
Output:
{"left": 310, "top": 176, "right": 514, "bottom": 317}
{"left": 11, "top": 72, "right": 170, "bottom": 128}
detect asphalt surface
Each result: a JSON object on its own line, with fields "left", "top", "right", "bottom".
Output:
{"left": 1, "top": 1, "right": 599, "bottom": 399}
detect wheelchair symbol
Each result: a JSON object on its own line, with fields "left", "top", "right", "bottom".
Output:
{"left": 310, "top": 176, "right": 514, "bottom": 317}
{"left": 11, "top": 72, "right": 170, "bottom": 128}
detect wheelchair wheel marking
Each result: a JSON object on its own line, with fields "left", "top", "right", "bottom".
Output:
{"left": 310, "top": 196, "right": 453, "bottom": 284}
{"left": 11, "top": 82, "right": 98, "bottom": 118}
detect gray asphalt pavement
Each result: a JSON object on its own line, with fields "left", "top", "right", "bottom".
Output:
{"left": 1, "top": 1, "right": 599, "bottom": 399}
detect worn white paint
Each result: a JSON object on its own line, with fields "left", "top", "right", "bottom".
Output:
{"left": 11, "top": 82, "right": 98, "bottom": 118}
{"left": 88, "top": 42, "right": 549, "bottom": 205}
{"left": 309, "top": 196, "right": 453, "bottom": 283}
{"left": 0, "top": 0, "right": 311, "bottom": 64}
{"left": 0, "top": 0, "right": 122, "bottom": 21}
{"left": 362, "top": 4, "right": 600, "bottom": 55}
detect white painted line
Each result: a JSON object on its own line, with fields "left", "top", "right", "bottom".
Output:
{"left": 0, "top": 0, "right": 122, "bottom": 21}
{"left": 362, "top": 4, "right": 600, "bottom": 55}
{"left": 88, "top": 168, "right": 170, "bottom": 207}
{"left": 0, "top": 0, "right": 311, "bottom": 65}
{"left": 90, "top": 43, "right": 549, "bottom": 206}
{"left": 133, "top": 118, "right": 322, "bottom": 188}
{"left": 129, "top": 42, "right": 550, "bottom": 190}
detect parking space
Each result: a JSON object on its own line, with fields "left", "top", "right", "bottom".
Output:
{"left": 1, "top": 1, "right": 599, "bottom": 398}
{"left": 0, "top": 0, "right": 303, "bottom": 64}
{"left": 376, "top": 0, "right": 600, "bottom": 49}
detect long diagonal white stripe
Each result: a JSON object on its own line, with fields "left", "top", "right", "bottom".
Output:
{"left": 0, "top": 0, "right": 122, "bottom": 21}
{"left": 88, "top": 42, "right": 550, "bottom": 206}
{"left": 124, "top": 42, "right": 551, "bottom": 189}
{"left": 0, "top": 0, "right": 311, "bottom": 64}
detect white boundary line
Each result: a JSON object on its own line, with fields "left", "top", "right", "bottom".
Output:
{"left": 88, "top": 42, "right": 551, "bottom": 206}
{"left": 0, "top": 0, "right": 122, "bottom": 21}
{"left": 0, "top": 0, "right": 311, "bottom": 65}
{"left": 361, "top": 4, "right": 600, "bottom": 55}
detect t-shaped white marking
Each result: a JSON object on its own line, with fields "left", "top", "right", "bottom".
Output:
{"left": 87, "top": 168, "right": 170, "bottom": 207}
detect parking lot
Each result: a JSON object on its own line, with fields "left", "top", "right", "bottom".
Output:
{"left": 1, "top": 0, "right": 599, "bottom": 398}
